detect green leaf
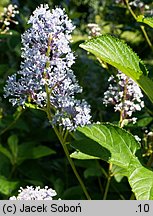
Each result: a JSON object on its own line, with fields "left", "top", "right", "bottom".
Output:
{"left": 80, "top": 35, "right": 153, "bottom": 104}
{"left": 18, "top": 143, "right": 56, "bottom": 164}
{"left": 112, "top": 165, "right": 128, "bottom": 182}
{"left": 128, "top": 116, "right": 153, "bottom": 127}
{"left": 138, "top": 75, "right": 153, "bottom": 104}
{"left": 0, "top": 175, "right": 19, "bottom": 196}
{"left": 7, "top": 135, "right": 18, "bottom": 158}
{"left": 0, "top": 154, "right": 11, "bottom": 177}
{"left": 75, "top": 123, "right": 153, "bottom": 199}
{"left": 80, "top": 35, "right": 148, "bottom": 79}
{"left": 0, "top": 144, "right": 13, "bottom": 163}
{"left": 77, "top": 123, "right": 140, "bottom": 169}
{"left": 137, "top": 15, "right": 153, "bottom": 28}
{"left": 31, "top": 146, "right": 56, "bottom": 159}
{"left": 71, "top": 138, "right": 110, "bottom": 161}
{"left": 53, "top": 178, "right": 65, "bottom": 196}
{"left": 129, "top": 166, "right": 153, "bottom": 200}
{"left": 84, "top": 167, "right": 102, "bottom": 178}
{"left": 70, "top": 151, "right": 99, "bottom": 160}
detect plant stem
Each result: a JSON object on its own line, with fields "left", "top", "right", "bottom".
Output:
{"left": 125, "top": 0, "right": 153, "bottom": 49}
{"left": 119, "top": 77, "right": 128, "bottom": 128}
{"left": 141, "top": 25, "right": 153, "bottom": 48}
{"left": 103, "top": 163, "right": 112, "bottom": 200}
{"left": 98, "top": 176, "right": 104, "bottom": 197}
{"left": 147, "top": 153, "right": 153, "bottom": 167}
{"left": 45, "top": 85, "right": 91, "bottom": 200}
{"left": 97, "top": 161, "right": 125, "bottom": 200}
{"left": 53, "top": 126, "right": 91, "bottom": 200}
{"left": 125, "top": 0, "right": 137, "bottom": 20}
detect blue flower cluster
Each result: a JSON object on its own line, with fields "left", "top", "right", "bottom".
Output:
{"left": 4, "top": 4, "right": 91, "bottom": 130}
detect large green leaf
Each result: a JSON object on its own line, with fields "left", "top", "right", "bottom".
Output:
{"left": 80, "top": 35, "right": 153, "bottom": 103}
{"left": 74, "top": 123, "right": 153, "bottom": 200}
{"left": 77, "top": 124, "right": 140, "bottom": 169}
{"left": 80, "top": 35, "right": 148, "bottom": 80}
{"left": 71, "top": 138, "right": 110, "bottom": 161}
{"left": 137, "top": 15, "right": 153, "bottom": 28}
{"left": 129, "top": 166, "right": 153, "bottom": 200}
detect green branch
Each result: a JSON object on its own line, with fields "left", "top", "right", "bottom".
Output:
{"left": 125, "top": 0, "right": 153, "bottom": 49}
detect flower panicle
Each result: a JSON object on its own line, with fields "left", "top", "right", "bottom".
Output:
{"left": 4, "top": 4, "right": 91, "bottom": 131}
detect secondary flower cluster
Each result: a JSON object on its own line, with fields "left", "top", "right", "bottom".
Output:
{"left": 87, "top": 23, "right": 101, "bottom": 37}
{"left": 115, "top": 0, "right": 151, "bottom": 13}
{"left": 129, "top": 0, "right": 144, "bottom": 8}
{"left": 9, "top": 186, "right": 57, "bottom": 200}
{"left": 0, "top": 4, "right": 19, "bottom": 34}
{"left": 4, "top": 4, "right": 91, "bottom": 131}
{"left": 103, "top": 71, "right": 144, "bottom": 123}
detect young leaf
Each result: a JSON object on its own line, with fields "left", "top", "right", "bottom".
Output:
{"left": 137, "top": 15, "right": 153, "bottom": 28}
{"left": 80, "top": 35, "right": 153, "bottom": 104}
